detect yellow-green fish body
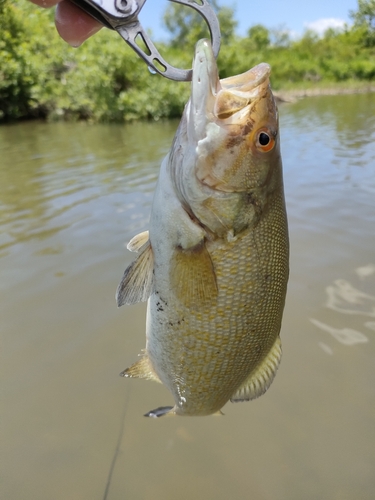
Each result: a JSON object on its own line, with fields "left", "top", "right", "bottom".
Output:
{"left": 117, "top": 40, "right": 289, "bottom": 417}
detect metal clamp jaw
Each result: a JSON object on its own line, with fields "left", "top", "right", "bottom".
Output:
{"left": 70, "top": 0, "right": 221, "bottom": 81}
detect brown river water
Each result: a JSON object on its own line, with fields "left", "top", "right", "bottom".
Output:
{"left": 1, "top": 93, "right": 375, "bottom": 500}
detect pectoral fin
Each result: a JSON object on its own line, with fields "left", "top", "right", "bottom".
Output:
{"left": 127, "top": 231, "right": 149, "bottom": 252}
{"left": 171, "top": 241, "right": 218, "bottom": 308}
{"left": 231, "top": 337, "right": 282, "bottom": 402}
{"left": 120, "top": 355, "right": 161, "bottom": 383}
{"left": 116, "top": 240, "right": 154, "bottom": 306}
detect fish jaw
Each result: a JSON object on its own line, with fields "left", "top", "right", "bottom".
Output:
{"left": 195, "top": 63, "right": 280, "bottom": 194}
{"left": 187, "top": 39, "right": 272, "bottom": 147}
{"left": 170, "top": 40, "right": 282, "bottom": 237}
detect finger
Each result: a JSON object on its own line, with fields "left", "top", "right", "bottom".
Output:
{"left": 55, "top": 0, "right": 102, "bottom": 47}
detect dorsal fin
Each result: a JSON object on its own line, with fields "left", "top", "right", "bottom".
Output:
{"left": 116, "top": 240, "right": 154, "bottom": 306}
{"left": 127, "top": 230, "right": 149, "bottom": 252}
{"left": 170, "top": 241, "right": 218, "bottom": 308}
{"left": 120, "top": 355, "right": 161, "bottom": 383}
{"left": 231, "top": 337, "right": 282, "bottom": 402}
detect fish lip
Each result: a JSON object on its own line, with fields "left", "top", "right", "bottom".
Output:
{"left": 189, "top": 39, "right": 220, "bottom": 139}
{"left": 192, "top": 39, "right": 220, "bottom": 97}
{"left": 220, "top": 63, "right": 271, "bottom": 96}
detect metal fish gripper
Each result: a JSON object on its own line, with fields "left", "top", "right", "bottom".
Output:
{"left": 70, "top": 0, "right": 221, "bottom": 81}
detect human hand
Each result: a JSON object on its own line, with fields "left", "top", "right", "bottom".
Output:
{"left": 29, "top": 0, "right": 102, "bottom": 47}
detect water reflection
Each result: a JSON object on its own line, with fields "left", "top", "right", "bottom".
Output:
{"left": 326, "top": 279, "right": 375, "bottom": 317}
{"left": 356, "top": 263, "right": 375, "bottom": 279}
{"left": 282, "top": 92, "right": 375, "bottom": 197}
{"left": 310, "top": 263, "right": 375, "bottom": 347}
{"left": 0, "top": 121, "right": 177, "bottom": 255}
{"left": 310, "top": 318, "right": 369, "bottom": 346}
{"left": 1, "top": 93, "right": 375, "bottom": 500}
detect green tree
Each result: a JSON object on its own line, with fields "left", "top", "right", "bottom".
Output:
{"left": 1, "top": 0, "right": 374, "bottom": 123}
{"left": 270, "top": 26, "right": 291, "bottom": 48}
{"left": 350, "top": 0, "right": 375, "bottom": 46}
{"left": 247, "top": 24, "right": 270, "bottom": 50}
{"left": 163, "top": 0, "right": 237, "bottom": 47}
{"left": 0, "top": 0, "right": 35, "bottom": 119}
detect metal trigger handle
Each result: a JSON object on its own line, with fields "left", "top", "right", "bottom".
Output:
{"left": 70, "top": 0, "right": 221, "bottom": 81}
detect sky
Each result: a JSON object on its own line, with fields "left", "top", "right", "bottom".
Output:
{"left": 138, "top": 0, "right": 359, "bottom": 41}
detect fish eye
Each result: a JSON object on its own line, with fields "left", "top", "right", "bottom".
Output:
{"left": 255, "top": 128, "right": 275, "bottom": 153}
{"left": 259, "top": 132, "right": 270, "bottom": 146}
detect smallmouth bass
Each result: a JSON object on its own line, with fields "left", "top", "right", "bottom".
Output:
{"left": 116, "top": 40, "right": 289, "bottom": 417}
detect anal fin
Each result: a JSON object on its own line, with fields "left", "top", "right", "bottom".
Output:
{"left": 170, "top": 241, "right": 218, "bottom": 308}
{"left": 116, "top": 240, "right": 154, "bottom": 306}
{"left": 231, "top": 337, "right": 282, "bottom": 403}
{"left": 120, "top": 355, "right": 161, "bottom": 383}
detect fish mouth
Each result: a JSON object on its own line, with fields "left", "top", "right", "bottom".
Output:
{"left": 189, "top": 39, "right": 271, "bottom": 138}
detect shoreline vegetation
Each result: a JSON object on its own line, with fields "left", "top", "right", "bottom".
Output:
{"left": 274, "top": 80, "right": 375, "bottom": 103}
{"left": 1, "top": 0, "right": 375, "bottom": 123}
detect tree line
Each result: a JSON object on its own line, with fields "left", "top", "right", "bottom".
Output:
{"left": 0, "top": 0, "right": 374, "bottom": 122}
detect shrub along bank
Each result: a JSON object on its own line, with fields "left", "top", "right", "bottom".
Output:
{"left": 1, "top": 0, "right": 374, "bottom": 122}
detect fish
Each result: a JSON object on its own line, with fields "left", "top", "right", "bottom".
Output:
{"left": 116, "top": 39, "right": 289, "bottom": 418}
